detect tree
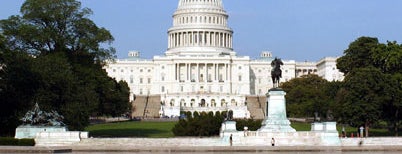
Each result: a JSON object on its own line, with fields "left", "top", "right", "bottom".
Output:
{"left": 0, "top": 0, "right": 124, "bottom": 132}
{"left": 337, "top": 37, "right": 379, "bottom": 75}
{"left": 0, "top": 49, "right": 39, "bottom": 135}
{"left": 371, "top": 41, "right": 402, "bottom": 136}
{"left": 281, "top": 74, "right": 331, "bottom": 119}
{"left": 336, "top": 67, "right": 394, "bottom": 137}
{"left": 372, "top": 41, "right": 402, "bottom": 74}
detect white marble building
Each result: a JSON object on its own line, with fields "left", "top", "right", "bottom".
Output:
{"left": 104, "top": 0, "right": 343, "bottom": 118}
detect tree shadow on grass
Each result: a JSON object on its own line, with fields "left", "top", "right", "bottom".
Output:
{"left": 89, "top": 128, "right": 171, "bottom": 138}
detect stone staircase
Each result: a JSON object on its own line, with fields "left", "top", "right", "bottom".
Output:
{"left": 145, "top": 95, "right": 161, "bottom": 118}
{"left": 246, "top": 96, "right": 266, "bottom": 119}
{"left": 131, "top": 96, "right": 147, "bottom": 118}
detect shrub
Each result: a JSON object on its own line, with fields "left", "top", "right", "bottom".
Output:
{"left": 172, "top": 111, "right": 224, "bottom": 136}
{"left": 0, "top": 137, "right": 35, "bottom": 146}
{"left": 235, "top": 119, "right": 263, "bottom": 131}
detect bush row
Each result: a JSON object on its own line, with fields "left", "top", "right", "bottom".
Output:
{"left": 172, "top": 111, "right": 263, "bottom": 136}
{"left": 0, "top": 137, "right": 35, "bottom": 146}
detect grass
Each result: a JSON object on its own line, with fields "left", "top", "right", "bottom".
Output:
{"left": 85, "top": 121, "right": 177, "bottom": 138}
{"left": 291, "top": 122, "right": 311, "bottom": 131}
{"left": 85, "top": 120, "right": 400, "bottom": 138}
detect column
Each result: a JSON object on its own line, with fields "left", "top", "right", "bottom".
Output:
{"left": 204, "top": 63, "right": 207, "bottom": 82}
{"left": 186, "top": 63, "right": 189, "bottom": 81}
{"left": 208, "top": 32, "right": 211, "bottom": 46}
{"left": 168, "top": 33, "right": 171, "bottom": 48}
{"left": 178, "top": 63, "right": 181, "bottom": 81}
{"left": 175, "top": 63, "right": 178, "bottom": 81}
{"left": 197, "top": 63, "right": 199, "bottom": 82}
{"left": 214, "top": 63, "right": 217, "bottom": 81}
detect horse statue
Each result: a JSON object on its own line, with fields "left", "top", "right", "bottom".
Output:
{"left": 271, "top": 57, "right": 283, "bottom": 88}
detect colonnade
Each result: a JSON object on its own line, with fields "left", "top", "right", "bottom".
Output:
{"left": 168, "top": 31, "right": 232, "bottom": 49}
{"left": 179, "top": 0, "right": 222, "bottom": 6}
{"left": 174, "top": 63, "right": 232, "bottom": 82}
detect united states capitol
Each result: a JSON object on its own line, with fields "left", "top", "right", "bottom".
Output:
{"left": 104, "top": 0, "right": 344, "bottom": 119}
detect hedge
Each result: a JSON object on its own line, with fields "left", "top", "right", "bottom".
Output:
{"left": 0, "top": 137, "right": 35, "bottom": 146}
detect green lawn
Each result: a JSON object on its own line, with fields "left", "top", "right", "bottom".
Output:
{"left": 85, "top": 121, "right": 177, "bottom": 138}
{"left": 85, "top": 121, "right": 399, "bottom": 138}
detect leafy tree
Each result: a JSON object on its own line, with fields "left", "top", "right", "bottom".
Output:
{"left": 336, "top": 67, "right": 395, "bottom": 137}
{"left": 281, "top": 74, "right": 331, "bottom": 119}
{"left": 337, "top": 37, "right": 402, "bottom": 136}
{"left": 372, "top": 41, "right": 402, "bottom": 74}
{"left": 337, "top": 37, "right": 379, "bottom": 75}
{"left": 0, "top": 49, "right": 39, "bottom": 135}
{"left": 0, "top": 0, "right": 126, "bottom": 132}
{"left": 371, "top": 41, "right": 402, "bottom": 136}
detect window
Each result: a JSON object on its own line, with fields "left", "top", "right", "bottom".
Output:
{"left": 161, "top": 86, "right": 165, "bottom": 93}
{"left": 140, "top": 69, "right": 143, "bottom": 72}
{"left": 238, "top": 66, "right": 242, "bottom": 70}
{"left": 140, "top": 78, "right": 143, "bottom": 84}
{"left": 113, "top": 69, "right": 116, "bottom": 72}
{"left": 162, "top": 76, "right": 165, "bottom": 81}
{"left": 181, "top": 86, "right": 184, "bottom": 92}
{"left": 147, "top": 78, "right": 151, "bottom": 84}
{"left": 238, "top": 75, "right": 242, "bottom": 81}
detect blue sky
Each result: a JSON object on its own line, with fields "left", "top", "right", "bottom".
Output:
{"left": 1, "top": 0, "right": 402, "bottom": 61}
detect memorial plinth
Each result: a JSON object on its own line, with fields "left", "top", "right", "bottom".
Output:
{"left": 15, "top": 125, "right": 67, "bottom": 139}
{"left": 258, "top": 89, "right": 296, "bottom": 132}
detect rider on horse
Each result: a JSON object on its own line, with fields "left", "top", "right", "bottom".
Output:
{"left": 271, "top": 57, "right": 283, "bottom": 88}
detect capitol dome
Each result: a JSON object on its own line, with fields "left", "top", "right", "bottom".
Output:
{"left": 166, "top": 0, "right": 235, "bottom": 56}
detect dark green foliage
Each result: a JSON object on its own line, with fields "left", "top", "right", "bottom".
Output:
{"left": 281, "top": 74, "right": 333, "bottom": 119}
{"left": 336, "top": 37, "right": 379, "bottom": 75}
{"left": 0, "top": 137, "right": 35, "bottom": 146}
{"left": 235, "top": 119, "right": 262, "bottom": 131}
{"left": 334, "top": 36, "right": 402, "bottom": 136}
{"left": 172, "top": 111, "right": 224, "bottom": 136}
{"left": 0, "top": 50, "right": 39, "bottom": 135}
{"left": 0, "top": 0, "right": 128, "bottom": 134}
{"left": 335, "top": 67, "right": 398, "bottom": 136}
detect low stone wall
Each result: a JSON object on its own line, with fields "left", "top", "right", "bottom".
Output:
{"left": 221, "top": 131, "right": 340, "bottom": 146}
{"left": 71, "top": 137, "right": 402, "bottom": 148}
{"left": 35, "top": 131, "right": 88, "bottom": 146}
{"left": 341, "top": 137, "right": 402, "bottom": 146}
{"left": 15, "top": 126, "right": 67, "bottom": 139}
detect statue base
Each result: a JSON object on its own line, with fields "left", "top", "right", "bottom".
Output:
{"left": 258, "top": 89, "right": 295, "bottom": 132}
{"left": 15, "top": 125, "right": 67, "bottom": 139}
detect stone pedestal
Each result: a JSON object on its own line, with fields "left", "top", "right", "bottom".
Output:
{"left": 15, "top": 125, "right": 67, "bottom": 139}
{"left": 35, "top": 131, "right": 88, "bottom": 146}
{"left": 311, "top": 122, "right": 324, "bottom": 131}
{"left": 258, "top": 89, "right": 295, "bottom": 132}
{"left": 221, "top": 121, "right": 237, "bottom": 132}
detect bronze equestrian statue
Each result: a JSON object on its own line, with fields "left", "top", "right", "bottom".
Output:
{"left": 271, "top": 57, "right": 283, "bottom": 88}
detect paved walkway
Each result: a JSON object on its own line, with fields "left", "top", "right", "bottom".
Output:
{"left": 1, "top": 145, "right": 402, "bottom": 153}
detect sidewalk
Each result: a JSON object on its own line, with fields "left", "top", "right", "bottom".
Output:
{"left": 2, "top": 145, "right": 402, "bottom": 153}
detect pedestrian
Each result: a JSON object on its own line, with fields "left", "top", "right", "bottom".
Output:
{"left": 359, "top": 126, "right": 364, "bottom": 138}
{"left": 229, "top": 134, "right": 233, "bottom": 146}
{"left": 271, "top": 138, "right": 275, "bottom": 146}
{"left": 342, "top": 126, "right": 346, "bottom": 138}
